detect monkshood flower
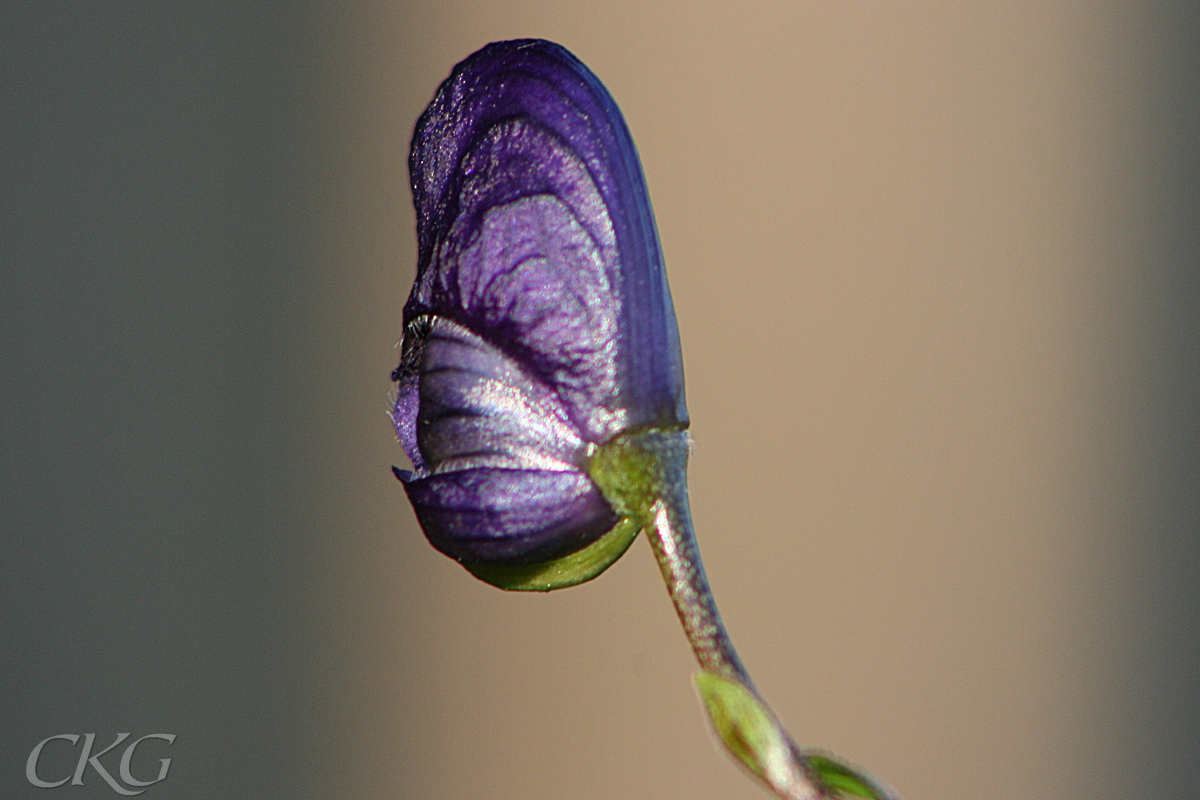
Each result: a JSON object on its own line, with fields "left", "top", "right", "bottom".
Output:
{"left": 393, "top": 39, "right": 901, "bottom": 800}
{"left": 392, "top": 38, "right": 685, "bottom": 589}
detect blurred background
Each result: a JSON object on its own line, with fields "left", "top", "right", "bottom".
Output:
{"left": 3, "top": 3, "right": 1197, "bottom": 799}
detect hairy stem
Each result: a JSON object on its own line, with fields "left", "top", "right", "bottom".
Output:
{"left": 625, "top": 428, "right": 758, "bottom": 686}
{"left": 628, "top": 428, "right": 898, "bottom": 800}
{"left": 643, "top": 457, "right": 751, "bottom": 685}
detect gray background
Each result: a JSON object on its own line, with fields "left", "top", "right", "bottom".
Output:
{"left": 3, "top": 3, "right": 1198, "bottom": 799}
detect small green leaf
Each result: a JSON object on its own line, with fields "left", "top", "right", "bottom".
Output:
{"left": 694, "top": 672, "right": 804, "bottom": 791}
{"left": 806, "top": 754, "right": 894, "bottom": 800}
{"left": 695, "top": 672, "right": 899, "bottom": 800}
{"left": 462, "top": 516, "right": 641, "bottom": 591}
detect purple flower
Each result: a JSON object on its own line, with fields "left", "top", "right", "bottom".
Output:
{"left": 391, "top": 42, "right": 901, "bottom": 800}
{"left": 392, "top": 40, "right": 686, "bottom": 579}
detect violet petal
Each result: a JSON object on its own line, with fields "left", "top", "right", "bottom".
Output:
{"left": 394, "top": 39, "right": 686, "bottom": 573}
{"left": 405, "top": 38, "right": 686, "bottom": 439}
{"left": 400, "top": 467, "right": 620, "bottom": 564}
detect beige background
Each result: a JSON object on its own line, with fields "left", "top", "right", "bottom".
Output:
{"left": 4, "top": 3, "right": 1195, "bottom": 800}
{"left": 302, "top": 4, "right": 1196, "bottom": 800}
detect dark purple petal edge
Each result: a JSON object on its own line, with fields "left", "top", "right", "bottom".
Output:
{"left": 398, "top": 466, "right": 620, "bottom": 564}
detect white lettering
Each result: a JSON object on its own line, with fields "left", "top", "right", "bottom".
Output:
{"left": 26, "top": 734, "right": 80, "bottom": 788}
{"left": 28, "top": 732, "right": 176, "bottom": 794}
{"left": 119, "top": 733, "right": 175, "bottom": 787}
{"left": 72, "top": 733, "right": 145, "bottom": 796}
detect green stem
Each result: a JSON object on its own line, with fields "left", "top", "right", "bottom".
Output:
{"left": 622, "top": 428, "right": 899, "bottom": 800}
{"left": 638, "top": 435, "right": 751, "bottom": 686}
